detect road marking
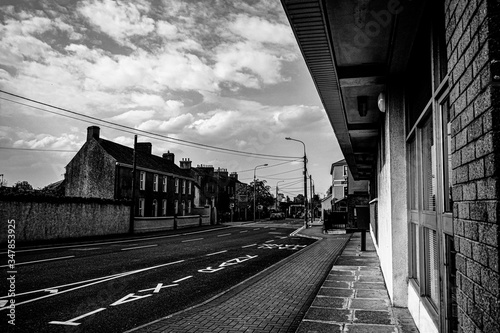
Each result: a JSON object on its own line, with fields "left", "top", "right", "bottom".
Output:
{"left": 217, "top": 233, "right": 231, "bottom": 237}
{"left": 0, "top": 226, "right": 234, "bottom": 254}
{"left": 242, "top": 244, "right": 257, "bottom": 248}
{"left": 44, "top": 289, "right": 58, "bottom": 294}
{"left": 206, "top": 250, "right": 227, "bottom": 256}
{"left": 110, "top": 293, "right": 153, "bottom": 306}
{"left": 49, "top": 308, "right": 106, "bottom": 326}
{"left": 121, "top": 244, "right": 158, "bottom": 251}
{"left": 0, "top": 260, "right": 185, "bottom": 310}
{"left": 70, "top": 247, "right": 101, "bottom": 251}
{"left": 239, "top": 230, "right": 248, "bottom": 233}
{"left": 182, "top": 238, "right": 204, "bottom": 243}
{"left": 173, "top": 275, "right": 193, "bottom": 283}
{"left": 253, "top": 228, "right": 260, "bottom": 230}
{"left": 265, "top": 240, "right": 275, "bottom": 243}
{"left": 0, "top": 255, "right": 75, "bottom": 268}
{"left": 138, "top": 283, "right": 178, "bottom": 293}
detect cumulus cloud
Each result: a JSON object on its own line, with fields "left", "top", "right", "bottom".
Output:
{"left": 78, "top": 0, "right": 155, "bottom": 47}
{"left": 228, "top": 14, "right": 295, "bottom": 45}
{"left": 137, "top": 113, "right": 195, "bottom": 133}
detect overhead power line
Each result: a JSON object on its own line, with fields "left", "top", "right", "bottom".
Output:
{"left": 0, "top": 90, "right": 300, "bottom": 161}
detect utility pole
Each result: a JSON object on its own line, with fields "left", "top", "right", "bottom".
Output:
{"left": 129, "top": 135, "right": 137, "bottom": 234}
{"left": 286, "top": 137, "right": 308, "bottom": 228}
{"left": 310, "top": 175, "right": 313, "bottom": 222}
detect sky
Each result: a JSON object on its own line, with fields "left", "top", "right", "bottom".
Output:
{"left": 0, "top": 0, "right": 343, "bottom": 198}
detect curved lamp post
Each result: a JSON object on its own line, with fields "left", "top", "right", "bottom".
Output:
{"left": 285, "top": 137, "right": 308, "bottom": 228}
{"left": 253, "top": 163, "right": 268, "bottom": 222}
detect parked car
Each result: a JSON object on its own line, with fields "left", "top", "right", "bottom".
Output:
{"left": 270, "top": 212, "right": 285, "bottom": 220}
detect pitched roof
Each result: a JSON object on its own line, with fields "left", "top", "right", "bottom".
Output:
{"left": 97, "top": 139, "right": 193, "bottom": 179}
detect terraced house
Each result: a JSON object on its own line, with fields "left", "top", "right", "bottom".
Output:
{"left": 65, "top": 126, "right": 196, "bottom": 218}
{"left": 281, "top": 0, "right": 500, "bottom": 332}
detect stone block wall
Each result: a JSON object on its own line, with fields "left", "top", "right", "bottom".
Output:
{"left": 446, "top": 0, "right": 500, "bottom": 331}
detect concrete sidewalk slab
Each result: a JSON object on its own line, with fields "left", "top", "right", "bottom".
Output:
{"left": 296, "top": 232, "right": 419, "bottom": 333}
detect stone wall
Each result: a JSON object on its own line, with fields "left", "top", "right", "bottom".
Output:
{"left": 0, "top": 198, "right": 130, "bottom": 243}
{"left": 446, "top": 0, "right": 500, "bottom": 331}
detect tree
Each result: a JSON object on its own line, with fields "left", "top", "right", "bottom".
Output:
{"left": 13, "top": 180, "right": 33, "bottom": 192}
{"left": 236, "top": 179, "right": 274, "bottom": 208}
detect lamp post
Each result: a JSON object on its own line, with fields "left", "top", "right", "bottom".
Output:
{"left": 253, "top": 163, "right": 268, "bottom": 222}
{"left": 276, "top": 180, "right": 284, "bottom": 210}
{"left": 285, "top": 137, "right": 308, "bottom": 228}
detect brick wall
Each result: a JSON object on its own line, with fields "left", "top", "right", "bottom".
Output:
{"left": 446, "top": 0, "right": 500, "bottom": 332}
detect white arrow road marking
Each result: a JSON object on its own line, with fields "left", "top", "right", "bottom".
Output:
{"left": 49, "top": 308, "right": 106, "bottom": 326}
{"left": 110, "top": 293, "right": 153, "bottom": 306}
{"left": 0, "top": 255, "right": 75, "bottom": 268}
{"left": 0, "top": 260, "right": 185, "bottom": 310}
{"left": 138, "top": 283, "right": 178, "bottom": 293}
{"left": 198, "top": 266, "right": 225, "bottom": 273}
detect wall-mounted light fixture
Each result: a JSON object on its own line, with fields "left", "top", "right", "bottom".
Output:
{"left": 357, "top": 96, "right": 368, "bottom": 117}
{"left": 377, "top": 92, "right": 386, "bottom": 112}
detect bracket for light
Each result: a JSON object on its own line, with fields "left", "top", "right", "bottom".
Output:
{"left": 357, "top": 96, "right": 368, "bottom": 117}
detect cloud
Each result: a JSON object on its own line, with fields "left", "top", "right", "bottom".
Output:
{"left": 228, "top": 14, "right": 295, "bottom": 45}
{"left": 137, "top": 113, "right": 195, "bottom": 133}
{"left": 78, "top": 0, "right": 155, "bottom": 47}
{"left": 108, "top": 110, "right": 156, "bottom": 124}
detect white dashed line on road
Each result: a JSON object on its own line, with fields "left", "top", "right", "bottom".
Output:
{"left": 182, "top": 238, "right": 204, "bottom": 243}
{"left": 121, "top": 244, "right": 158, "bottom": 251}
{"left": 206, "top": 250, "right": 228, "bottom": 256}
{"left": 0, "top": 255, "right": 75, "bottom": 268}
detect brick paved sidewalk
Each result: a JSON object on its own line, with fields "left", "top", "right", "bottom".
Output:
{"left": 127, "top": 228, "right": 350, "bottom": 333}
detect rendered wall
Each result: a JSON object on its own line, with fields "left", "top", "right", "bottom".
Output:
{"left": 0, "top": 199, "right": 130, "bottom": 243}
{"left": 65, "top": 139, "right": 116, "bottom": 199}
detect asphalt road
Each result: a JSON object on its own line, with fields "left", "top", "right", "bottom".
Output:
{"left": 0, "top": 221, "right": 315, "bottom": 332}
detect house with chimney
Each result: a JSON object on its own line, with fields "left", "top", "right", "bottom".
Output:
{"left": 65, "top": 126, "right": 196, "bottom": 219}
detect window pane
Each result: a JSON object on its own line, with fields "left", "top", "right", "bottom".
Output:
{"left": 410, "top": 223, "right": 420, "bottom": 284}
{"left": 425, "top": 227, "right": 439, "bottom": 307}
{"left": 408, "top": 136, "right": 418, "bottom": 210}
{"left": 442, "top": 99, "right": 452, "bottom": 212}
{"left": 422, "top": 116, "right": 436, "bottom": 211}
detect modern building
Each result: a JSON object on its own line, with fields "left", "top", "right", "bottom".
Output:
{"left": 330, "top": 159, "right": 348, "bottom": 203}
{"left": 281, "top": 0, "right": 499, "bottom": 332}
{"left": 65, "top": 126, "right": 196, "bottom": 217}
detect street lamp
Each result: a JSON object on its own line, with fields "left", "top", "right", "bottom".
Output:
{"left": 276, "top": 180, "right": 284, "bottom": 210}
{"left": 285, "top": 137, "right": 308, "bottom": 228}
{"left": 253, "top": 163, "right": 268, "bottom": 222}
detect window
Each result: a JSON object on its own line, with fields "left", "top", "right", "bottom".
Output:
{"left": 188, "top": 181, "right": 191, "bottom": 195}
{"left": 139, "top": 172, "right": 146, "bottom": 190}
{"left": 152, "top": 199, "right": 157, "bottom": 217}
{"left": 138, "top": 198, "right": 145, "bottom": 217}
{"left": 442, "top": 98, "right": 453, "bottom": 212}
{"left": 153, "top": 174, "right": 158, "bottom": 192}
{"left": 182, "top": 179, "right": 186, "bottom": 194}
{"left": 182, "top": 201, "right": 185, "bottom": 215}
{"left": 188, "top": 200, "right": 192, "bottom": 214}
{"left": 162, "top": 176, "right": 167, "bottom": 192}
{"left": 343, "top": 165, "right": 348, "bottom": 176}
{"left": 424, "top": 227, "right": 439, "bottom": 308}
{"left": 175, "top": 178, "right": 179, "bottom": 193}
{"left": 421, "top": 115, "right": 437, "bottom": 212}
{"left": 409, "top": 223, "right": 420, "bottom": 284}
{"left": 174, "top": 200, "right": 178, "bottom": 214}
{"left": 162, "top": 199, "right": 167, "bottom": 216}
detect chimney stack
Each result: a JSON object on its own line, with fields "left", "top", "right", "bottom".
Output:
{"left": 87, "top": 126, "right": 100, "bottom": 142}
{"left": 230, "top": 172, "right": 238, "bottom": 180}
{"left": 163, "top": 151, "right": 175, "bottom": 163}
{"left": 180, "top": 158, "right": 192, "bottom": 170}
{"left": 136, "top": 142, "right": 152, "bottom": 154}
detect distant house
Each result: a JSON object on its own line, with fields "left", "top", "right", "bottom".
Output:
{"left": 65, "top": 126, "right": 196, "bottom": 217}
{"left": 329, "top": 158, "right": 369, "bottom": 227}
